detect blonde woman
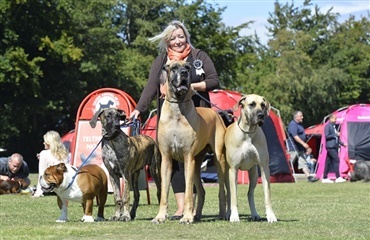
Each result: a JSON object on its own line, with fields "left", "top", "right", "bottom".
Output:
{"left": 33, "top": 130, "right": 70, "bottom": 197}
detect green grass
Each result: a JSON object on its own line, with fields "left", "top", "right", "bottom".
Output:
{"left": 0, "top": 174, "right": 369, "bottom": 240}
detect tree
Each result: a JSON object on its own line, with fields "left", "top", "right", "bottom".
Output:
{"left": 246, "top": 0, "right": 369, "bottom": 126}
{"left": 0, "top": 0, "right": 252, "bottom": 170}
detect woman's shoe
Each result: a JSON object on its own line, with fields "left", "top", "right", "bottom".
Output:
{"left": 170, "top": 215, "right": 183, "bottom": 220}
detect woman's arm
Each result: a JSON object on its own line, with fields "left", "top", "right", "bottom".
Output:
{"left": 132, "top": 54, "right": 166, "bottom": 118}
{"left": 196, "top": 50, "right": 219, "bottom": 91}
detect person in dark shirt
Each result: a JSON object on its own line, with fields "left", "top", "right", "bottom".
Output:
{"left": 322, "top": 114, "right": 347, "bottom": 183}
{"left": 129, "top": 20, "right": 220, "bottom": 220}
{"left": 287, "top": 111, "right": 318, "bottom": 182}
{"left": 0, "top": 153, "right": 31, "bottom": 189}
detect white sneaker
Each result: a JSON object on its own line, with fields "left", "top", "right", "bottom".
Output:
{"left": 322, "top": 178, "right": 334, "bottom": 183}
{"left": 335, "top": 177, "right": 346, "bottom": 183}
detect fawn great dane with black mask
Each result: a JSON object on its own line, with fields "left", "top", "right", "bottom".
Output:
{"left": 152, "top": 60, "right": 228, "bottom": 224}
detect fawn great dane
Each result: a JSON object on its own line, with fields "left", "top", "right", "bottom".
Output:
{"left": 225, "top": 94, "right": 277, "bottom": 223}
{"left": 152, "top": 60, "right": 228, "bottom": 224}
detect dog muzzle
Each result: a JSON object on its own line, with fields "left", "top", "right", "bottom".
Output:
{"left": 172, "top": 69, "right": 190, "bottom": 95}
{"left": 256, "top": 111, "right": 265, "bottom": 126}
{"left": 39, "top": 176, "right": 56, "bottom": 192}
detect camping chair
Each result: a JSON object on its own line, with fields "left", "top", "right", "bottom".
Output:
{"left": 288, "top": 152, "right": 298, "bottom": 183}
{"left": 284, "top": 130, "right": 301, "bottom": 183}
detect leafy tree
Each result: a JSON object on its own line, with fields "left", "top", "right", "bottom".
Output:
{"left": 2, "top": 0, "right": 368, "bottom": 170}
{"left": 0, "top": 0, "right": 251, "bottom": 170}
{"left": 248, "top": 0, "right": 369, "bottom": 126}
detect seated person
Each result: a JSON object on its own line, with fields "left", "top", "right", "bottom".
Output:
{"left": 305, "top": 147, "right": 317, "bottom": 174}
{"left": 0, "top": 153, "right": 31, "bottom": 189}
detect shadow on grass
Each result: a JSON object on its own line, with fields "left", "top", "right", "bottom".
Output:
{"left": 199, "top": 214, "right": 299, "bottom": 223}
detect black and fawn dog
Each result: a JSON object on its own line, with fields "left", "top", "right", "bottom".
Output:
{"left": 0, "top": 178, "right": 26, "bottom": 194}
{"left": 90, "top": 108, "right": 161, "bottom": 221}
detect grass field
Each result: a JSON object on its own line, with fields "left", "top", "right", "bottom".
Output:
{"left": 0, "top": 174, "right": 369, "bottom": 240}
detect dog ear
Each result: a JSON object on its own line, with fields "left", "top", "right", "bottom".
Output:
{"left": 233, "top": 95, "right": 248, "bottom": 112}
{"left": 117, "top": 109, "right": 127, "bottom": 121}
{"left": 15, "top": 178, "right": 26, "bottom": 189}
{"left": 160, "top": 64, "right": 169, "bottom": 85}
{"left": 263, "top": 97, "right": 271, "bottom": 117}
{"left": 56, "top": 163, "right": 67, "bottom": 173}
{"left": 89, "top": 109, "right": 105, "bottom": 128}
{"left": 184, "top": 62, "right": 191, "bottom": 70}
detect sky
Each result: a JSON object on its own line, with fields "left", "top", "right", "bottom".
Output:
{"left": 207, "top": 0, "right": 370, "bottom": 44}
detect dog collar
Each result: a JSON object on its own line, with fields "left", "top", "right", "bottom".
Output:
{"left": 164, "top": 98, "right": 192, "bottom": 103}
{"left": 103, "top": 131, "right": 120, "bottom": 140}
{"left": 237, "top": 118, "right": 257, "bottom": 134}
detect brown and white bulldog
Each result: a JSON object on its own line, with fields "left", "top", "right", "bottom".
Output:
{"left": 40, "top": 163, "right": 108, "bottom": 223}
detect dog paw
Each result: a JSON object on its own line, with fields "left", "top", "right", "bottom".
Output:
{"left": 179, "top": 216, "right": 193, "bottom": 224}
{"left": 151, "top": 212, "right": 167, "bottom": 224}
{"left": 118, "top": 215, "right": 131, "bottom": 222}
{"left": 250, "top": 214, "right": 261, "bottom": 222}
{"left": 193, "top": 214, "right": 202, "bottom": 222}
{"left": 266, "top": 214, "right": 277, "bottom": 223}
{"left": 151, "top": 218, "right": 166, "bottom": 224}
{"left": 95, "top": 217, "right": 105, "bottom": 222}
{"left": 228, "top": 210, "right": 240, "bottom": 222}
{"left": 229, "top": 216, "right": 240, "bottom": 223}
{"left": 109, "top": 215, "right": 119, "bottom": 221}
{"left": 81, "top": 215, "right": 95, "bottom": 222}
{"left": 218, "top": 213, "right": 227, "bottom": 221}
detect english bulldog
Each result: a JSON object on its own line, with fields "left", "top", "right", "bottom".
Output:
{"left": 40, "top": 163, "right": 108, "bottom": 222}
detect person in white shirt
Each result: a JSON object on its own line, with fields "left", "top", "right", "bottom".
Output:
{"left": 33, "top": 130, "right": 70, "bottom": 197}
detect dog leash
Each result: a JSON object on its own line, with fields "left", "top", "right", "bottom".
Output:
{"left": 64, "top": 118, "right": 139, "bottom": 191}
{"left": 122, "top": 118, "right": 140, "bottom": 136}
{"left": 64, "top": 138, "right": 103, "bottom": 191}
{"left": 193, "top": 90, "right": 235, "bottom": 124}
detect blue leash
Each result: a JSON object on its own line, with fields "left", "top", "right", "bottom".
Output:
{"left": 122, "top": 118, "right": 140, "bottom": 136}
{"left": 64, "top": 117, "right": 140, "bottom": 191}
{"left": 64, "top": 138, "right": 103, "bottom": 191}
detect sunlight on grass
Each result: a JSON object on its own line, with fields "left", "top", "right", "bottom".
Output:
{"left": 0, "top": 174, "right": 369, "bottom": 239}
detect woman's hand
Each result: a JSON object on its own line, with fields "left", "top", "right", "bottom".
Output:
{"left": 191, "top": 82, "right": 206, "bottom": 92}
{"left": 130, "top": 110, "right": 140, "bottom": 120}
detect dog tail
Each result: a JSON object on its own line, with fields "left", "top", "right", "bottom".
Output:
{"left": 149, "top": 143, "right": 162, "bottom": 204}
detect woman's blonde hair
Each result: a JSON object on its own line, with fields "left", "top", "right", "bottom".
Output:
{"left": 149, "top": 20, "right": 193, "bottom": 53}
{"left": 43, "top": 130, "right": 69, "bottom": 161}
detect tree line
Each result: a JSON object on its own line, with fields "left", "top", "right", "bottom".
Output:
{"left": 1, "top": 0, "right": 369, "bottom": 170}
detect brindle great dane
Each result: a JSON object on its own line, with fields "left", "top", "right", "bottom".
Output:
{"left": 90, "top": 108, "right": 161, "bottom": 221}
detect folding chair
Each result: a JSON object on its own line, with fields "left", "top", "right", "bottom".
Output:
{"left": 285, "top": 133, "right": 299, "bottom": 183}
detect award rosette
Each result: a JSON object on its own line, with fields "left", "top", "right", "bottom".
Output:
{"left": 193, "top": 59, "right": 205, "bottom": 76}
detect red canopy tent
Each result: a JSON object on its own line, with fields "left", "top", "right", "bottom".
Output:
{"left": 62, "top": 88, "right": 152, "bottom": 203}
{"left": 141, "top": 89, "right": 243, "bottom": 140}
{"left": 304, "top": 123, "right": 325, "bottom": 159}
